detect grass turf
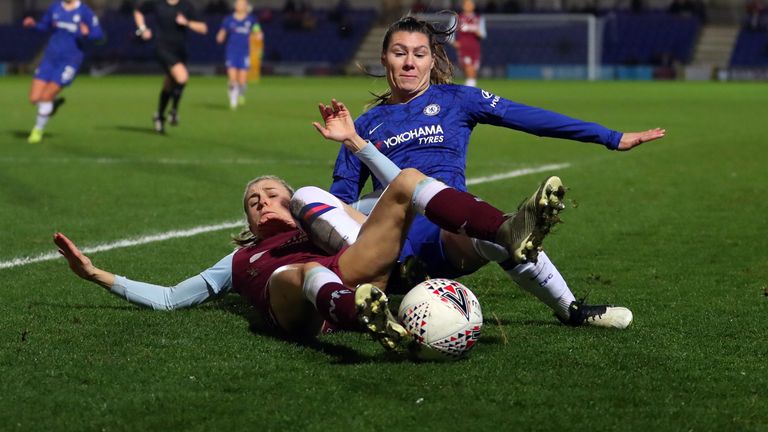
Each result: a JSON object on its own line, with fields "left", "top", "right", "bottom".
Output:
{"left": 0, "top": 76, "right": 766, "bottom": 431}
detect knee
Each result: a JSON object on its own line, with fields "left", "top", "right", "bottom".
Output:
{"left": 175, "top": 71, "right": 189, "bottom": 85}
{"left": 391, "top": 168, "right": 425, "bottom": 196}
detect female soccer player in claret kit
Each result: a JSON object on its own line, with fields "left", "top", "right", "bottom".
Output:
{"left": 305, "top": 16, "right": 666, "bottom": 329}
{"left": 134, "top": 0, "right": 207, "bottom": 133}
{"left": 216, "top": 0, "right": 262, "bottom": 110}
{"left": 23, "top": 0, "right": 104, "bottom": 144}
{"left": 54, "top": 101, "right": 564, "bottom": 351}
{"left": 452, "top": 0, "right": 485, "bottom": 87}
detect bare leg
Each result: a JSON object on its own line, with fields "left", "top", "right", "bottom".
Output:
{"left": 337, "top": 169, "right": 426, "bottom": 287}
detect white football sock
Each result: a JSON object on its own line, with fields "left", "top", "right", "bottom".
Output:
{"left": 228, "top": 83, "right": 238, "bottom": 108}
{"left": 471, "top": 237, "right": 509, "bottom": 262}
{"left": 35, "top": 101, "right": 53, "bottom": 130}
{"left": 465, "top": 78, "right": 477, "bottom": 87}
{"left": 302, "top": 266, "right": 342, "bottom": 307}
{"left": 411, "top": 178, "right": 448, "bottom": 214}
{"left": 505, "top": 251, "right": 575, "bottom": 319}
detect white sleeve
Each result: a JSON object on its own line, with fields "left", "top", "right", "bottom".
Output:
{"left": 479, "top": 17, "right": 487, "bottom": 39}
{"left": 110, "top": 252, "right": 234, "bottom": 310}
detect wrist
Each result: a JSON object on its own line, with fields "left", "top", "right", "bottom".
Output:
{"left": 345, "top": 135, "right": 368, "bottom": 153}
{"left": 135, "top": 25, "right": 147, "bottom": 36}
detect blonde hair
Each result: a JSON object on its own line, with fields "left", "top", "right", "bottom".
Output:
{"left": 367, "top": 14, "right": 456, "bottom": 107}
{"left": 232, "top": 175, "right": 295, "bottom": 247}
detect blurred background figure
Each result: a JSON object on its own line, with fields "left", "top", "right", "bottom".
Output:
{"left": 22, "top": 0, "right": 104, "bottom": 144}
{"left": 217, "top": 0, "right": 262, "bottom": 110}
{"left": 134, "top": 0, "right": 208, "bottom": 134}
{"left": 452, "top": 0, "right": 486, "bottom": 87}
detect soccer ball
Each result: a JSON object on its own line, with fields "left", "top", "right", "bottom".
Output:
{"left": 398, "top": 278, "right": 483, "bottom": 361}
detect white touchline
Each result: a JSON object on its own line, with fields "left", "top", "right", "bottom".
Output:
{"left": 466, "top": 163, "right": 571, "bottom": 185}
{"left": 1, "top": 163, "right": 572, "bottom": 270}
{"left": 0, "top": 220, "right": 242, "bottom": 270}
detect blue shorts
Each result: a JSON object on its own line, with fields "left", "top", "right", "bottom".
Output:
{"left": 399, "top": 214, "right": 466, "bottom": 280}
{"left": 226, "top": 52, "right": 250, "bottom": 70}
{"left": 34, "top": 57, "right": 81, "bottom": 87}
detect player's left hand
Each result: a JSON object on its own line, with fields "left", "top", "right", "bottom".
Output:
{"left": 176, "top": 13, "right": 189, "bottom": 26}
{"left": 79, "top": 22, "right": 89, "bottom": 36}
{"left": 617, "top": 128, "right": 666, "bottom": 151}
{"left": 23, "top": 16, "right": 36, "bottom": 27}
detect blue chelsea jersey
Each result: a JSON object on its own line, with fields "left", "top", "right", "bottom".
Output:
{"left": 221, "top": 14, "right": 255, "bottom": 56}
{"left": 329, "top": 84, "right": 622, "bottom": 204}
{"left": 34, "top": 1, "right": 104, "bottom": 62}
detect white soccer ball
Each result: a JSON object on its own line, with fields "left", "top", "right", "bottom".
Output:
{"left": 398, "top": 278, "right": 483, "bottom": 361}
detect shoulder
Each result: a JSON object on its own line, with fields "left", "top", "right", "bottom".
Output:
{"left": 80, "top": 4, "right": 97, "bottom": 16}
{"left": 433, "top": 83, "right": 474, "bottom": 97}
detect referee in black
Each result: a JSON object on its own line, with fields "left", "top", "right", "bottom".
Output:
{"left": 134, "top": 0, "right": 207, "bottom": 133}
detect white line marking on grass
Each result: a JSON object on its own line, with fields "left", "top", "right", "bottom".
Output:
{"left": 0, "top": 220, "right": 242, "bottom": 270}
{"left": 0, "top": 156, "right": 320, "bottom": 166}
{"left": 466, "top": 163, "right": 571, "bottom": 186}
{"left": 1, "top": 162, "right": 571, "bottom": 270}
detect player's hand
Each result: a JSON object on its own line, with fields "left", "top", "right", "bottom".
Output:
{"left": 140, "top": 28, "right": 152, "bottom": 40}
{"left": 23, "top": 16, "right": 36, "bottom": 27}
{"left": 176, "top": 13, "right": 189, "bottom": 26}
{"left": 79, "top": 22, "right": 90, "bottom": 36}
{"left": 53, "top": 233, "right": 99, "bottom": 282}
{"left": 313, "top": 99, "right": 365, "bottom": 151}
{"left": 617, "top": 128, "right": 666, "bottom": 151}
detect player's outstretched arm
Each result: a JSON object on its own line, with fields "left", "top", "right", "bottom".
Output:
{"left": 54, "top": 232, "right": 115, "bottom": 290}
{"left": 54, "top": 232, "right": 223, "bottom": 310}
{"left": 617, "top": 128, "right": 666, "bottom": 151}
{"left": 177, "top": 14, "right": 208, "bottom": 35}
{"left": 312, "top": 99, "right": 368, "bottom": 152}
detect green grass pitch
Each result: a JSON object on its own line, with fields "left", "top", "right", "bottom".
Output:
{"left": 1, "top": 75, "right": 766, "bottom": 431}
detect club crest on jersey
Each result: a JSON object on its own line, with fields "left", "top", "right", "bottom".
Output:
{"left": 423, "top": 104, "right": 441, "bottom": 116}
{"left": 432, "top": 282, "right": 472, "bottom": 319}
{"left": 481, "top": 90, "right": 494, "bottom": 99}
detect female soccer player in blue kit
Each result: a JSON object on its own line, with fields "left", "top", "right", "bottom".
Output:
{"left": 216, "top": 0, "right": 262, "bottom": 110}
{"left": 303, "top": 16, "right": 666, "bottom": 329}
{"left": 23, "top": 0, "right": 104, "bottom": 144}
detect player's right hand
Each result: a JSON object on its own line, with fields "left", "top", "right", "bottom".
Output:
{"left": 23, "top": 17, "right": 36, "bottom": 27}
{"left": 53, "top": 233, "right": 99, "bottom": 282}
{"left": 140, "top": 28, "right": 153, "bottom": 40}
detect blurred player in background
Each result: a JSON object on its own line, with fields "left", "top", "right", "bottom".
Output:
{"left": 216, "top": 0, "right": 262, "bottom": 110}
{"left": 311, "top": 16, "right": 665, "bottom": 329}
{"left": 134, "top": 0, "right": 208, "bottom": 133}
{"left": 23, "top": 0, "right": 104, "bottom": 144}
{"left": 452, "top": 0, "right": 485, "bottom": 87}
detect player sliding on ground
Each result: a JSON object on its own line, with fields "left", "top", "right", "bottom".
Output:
{"left": 55, "top": 168, "right": 564, "bottom": 352}
{"left": 322, "top": 16, "right": 665, "bottom": 328}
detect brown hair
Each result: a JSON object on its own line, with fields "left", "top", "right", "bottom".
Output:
{"left": 232, "top": 175, "right": 295, "bottom": 247}
{"left": 367, "top": 14, "right": 456, "bottom": 107}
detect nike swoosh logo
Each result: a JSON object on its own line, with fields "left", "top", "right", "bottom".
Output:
{"left": 368, "top": 123, "right": 384, "bottom": 135}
